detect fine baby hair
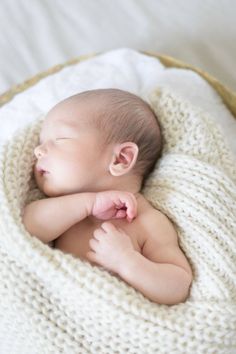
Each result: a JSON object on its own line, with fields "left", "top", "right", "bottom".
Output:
{"left": 62, "top": 88, "right": 163, "bottom": 187}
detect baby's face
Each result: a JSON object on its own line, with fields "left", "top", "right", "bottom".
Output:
{"left": 34, "top": 99, "right": 108, "bottom": 197}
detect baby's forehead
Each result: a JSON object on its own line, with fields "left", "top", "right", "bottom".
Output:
{"left": 39, "top": 116, "right": 78, "bottom": 142}
{"left": 40, "top": 112, "right": 99, "bottom": 142}
{"left": 40, "top": 94, "right": 113, "bottom": 138}
{"left": 45, "top": 96, "right": 100, "bottom": 124}
{"left": 42, "top": 117, "right": 72, "bottom": 132}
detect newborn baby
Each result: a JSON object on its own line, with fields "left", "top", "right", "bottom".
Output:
{"left": 23, "top": 88, "right": 193, "bottom": 305}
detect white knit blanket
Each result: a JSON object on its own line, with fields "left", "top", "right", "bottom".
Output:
{"left": 0, "top": 87, "right": 236, "bottom": 354}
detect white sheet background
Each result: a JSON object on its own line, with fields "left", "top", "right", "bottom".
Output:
{"left": 0, "top": 0, "right": 236, "bottom": 95}
{"left": 0, "top": 48, "right": 236, "bottom": 158}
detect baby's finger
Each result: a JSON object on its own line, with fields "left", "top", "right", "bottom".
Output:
{"left": 89, "top": 238, "right": 99, "bottom": 250}
{"left": 86, "top": 251, "right": 100, "bottom": 265}
{"left": 93, "top": 228, "right": 104, "bottom": 240}
{"left": 101, "top": 221, "right": 117, "bottom": 232}
{"left": 121, "top": 193, "right": 137, "bottom": 221}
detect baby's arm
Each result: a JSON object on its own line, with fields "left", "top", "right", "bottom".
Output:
{"left": 119, "top": 211, "right": 193, "bottom": 305}
{"left": 119, "top": 250, "right": 192, "bottom": 305}
{"left": 22, "top": 193, "right": 96, "bottom": 243}
{"left": 23, "top": 190, "right": 137, "bottom": 244}
{"left": 88, "top": 209, "right": 192, "bottom": 305}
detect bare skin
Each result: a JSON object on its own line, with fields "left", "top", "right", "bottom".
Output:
{"left": 54, "top": 193, "right": 145, "bottom": 262}
{"left": 23, "top": 92, "right": 193, "bottom": 305}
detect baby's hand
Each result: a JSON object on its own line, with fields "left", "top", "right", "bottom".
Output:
{"left": 86, "top": 221, "right": 135, "bottom": 274}
{"left": 91, "top": 190, "right": 137, "bottom": 223}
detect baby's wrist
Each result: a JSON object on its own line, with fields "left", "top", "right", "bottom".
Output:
{"left": 117, "top": 249, "right": 139, "bottom": 277}
{"left": 83, "top": 192, "right": 96, "bottom": 217}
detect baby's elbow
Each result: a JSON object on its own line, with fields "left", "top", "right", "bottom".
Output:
{"left": 176, "top": 272, "right": 193, "bottom": 305}
{"left": 22, "top": 204, "right": 37, "bottom": 237}
{"left": 167, "top": 271, "right": 193, "bottom": 306}
{"left": 22, "top": 206, "right": 31, "bottom": 232}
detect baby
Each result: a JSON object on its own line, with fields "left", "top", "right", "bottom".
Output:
{"left": 23, "top": 88, "right": 193, "bottom": 305}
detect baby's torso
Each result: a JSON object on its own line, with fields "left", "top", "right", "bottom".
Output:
{"left": 54, "top": 194, "right": 152, "bottom": 263}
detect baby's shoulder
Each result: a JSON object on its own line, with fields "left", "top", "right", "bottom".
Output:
{"left": 136, "top": 195, "right": 179, "bottom": 247}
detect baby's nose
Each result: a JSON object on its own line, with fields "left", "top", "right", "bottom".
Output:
{"left": 34, "top": 145, "right": 45, "bottom": 158}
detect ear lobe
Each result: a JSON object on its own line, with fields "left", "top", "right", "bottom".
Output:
{"left": 109, "top": 142, "right": 139, "bottom": 176}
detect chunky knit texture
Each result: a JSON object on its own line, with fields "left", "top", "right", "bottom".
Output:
{"left": 0, "top": 88, "right": 236, "bottom": 354}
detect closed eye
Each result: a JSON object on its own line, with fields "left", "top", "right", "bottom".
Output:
{"left": 38, "top": 137, "right": 70, "bottom": 145}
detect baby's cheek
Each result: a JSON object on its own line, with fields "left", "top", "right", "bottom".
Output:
{"left": 33, "top": 169, "right": 43, "bottom": 188}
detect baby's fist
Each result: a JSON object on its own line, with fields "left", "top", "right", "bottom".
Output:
{"left": 87, "top": 221, "right": 135, "bottom": 274}
{"left": 91, "top": 190, "right": 137, "bottom": 223}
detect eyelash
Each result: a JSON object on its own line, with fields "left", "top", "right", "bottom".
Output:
{"left": 39, "top": 138, "right": 68, "bottom": 145}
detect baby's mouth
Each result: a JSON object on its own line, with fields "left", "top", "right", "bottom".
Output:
{"left": 36, "top": 165, "right": 49, "bottom": 175}
{"left": 41, "top": 170, "right": 49, "bottom": 176}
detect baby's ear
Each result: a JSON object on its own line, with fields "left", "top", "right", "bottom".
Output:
{"left": 108, "top": 142, "right": 139, "bottom": 176}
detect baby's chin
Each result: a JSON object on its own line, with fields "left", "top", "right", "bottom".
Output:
{"left": 43, "top": 189, "right": 60, "bottom": 197}
{"left": 40, "top": 183, "right": 79, "bottom": 198}
{"left": 34, "top": 178, "right": 62, "bottom": 198}
{"left": 34, "top": 170, "right": 64, "bottom": 197}
{"left": 41, "top": 185, "right": 67, "bottom": 198}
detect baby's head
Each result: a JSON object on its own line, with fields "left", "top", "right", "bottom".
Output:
{"left": 34, "top": 88, "right": 162, "bottom": 197}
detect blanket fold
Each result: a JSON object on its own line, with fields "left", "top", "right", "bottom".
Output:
{"left": 0, "top": 87, "right": 235, "bottom": 353}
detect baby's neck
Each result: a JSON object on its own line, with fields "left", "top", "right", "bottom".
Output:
{"left": 104, "top": 176, "right": 142, "bottom": 195}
